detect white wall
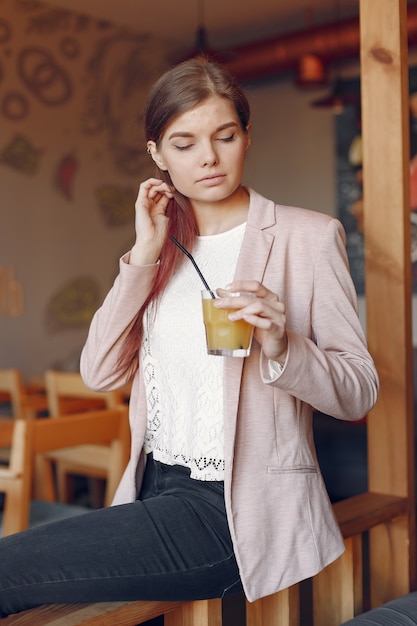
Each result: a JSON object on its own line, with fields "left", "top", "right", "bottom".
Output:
{"left": 245, "top": 80, "right": 336, "bottom": 216}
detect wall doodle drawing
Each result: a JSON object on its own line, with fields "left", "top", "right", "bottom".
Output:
{"left": 2, "top": 91, "right": 29, "bottom": 120}
{"left": 95, "top": 184, "right": 136, "bottom": 227}
{"left": 26, "top": 5, "right": 93, "bottom": 35}
{"left": 45, "top": 276, "right": 100, "bottom": 332}
{"left": 83, "top": 33, "right": 175, "bottom": 176}
{"left": 0, "top": 134, "right": 41, "bottom": 174}
{"left": 0, "top": 18, "right": 11, "bottom": 43}
{"left": 18, "top": 46, "right": 72, "bottom": 106}
{"left": 54, "top": 152, "right": 78, "bottom": 199}
{"left": 0, "top": 266, "right": 24, "bottom": 318}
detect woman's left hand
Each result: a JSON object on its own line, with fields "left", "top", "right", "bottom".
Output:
{"left": 215, "top": 280, "right": 288, "bottom": 365}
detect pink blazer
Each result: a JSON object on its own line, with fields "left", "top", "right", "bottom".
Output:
{"left": 80, "top": 188, "right": 379, "bottom": 602}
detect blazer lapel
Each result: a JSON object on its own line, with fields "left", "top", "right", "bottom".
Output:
{"left": 234, "top": 224, "right": 275, "bottom": 283}
{"left": 234, "top": 187, "right": 276, "bottom": 283}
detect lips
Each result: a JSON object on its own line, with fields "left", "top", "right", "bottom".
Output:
{"left": 197, "top": 174, "right": 226, "bottom": 186}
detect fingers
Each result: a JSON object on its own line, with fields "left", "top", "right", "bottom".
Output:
{"left": 215, "top": 281, "right": 280, "bottom": 312}
{"left": 214, "top": 290, "right": 257, "bottom": 317}
{"left": 136, "top": 178, "right": 174, "bottom": 211}
{"left": 221, "top": 285, "right": 287, "bottom": 362}
{"left": 130, "top": 179, "right": 175, "bottom": 265}
{"left": 224, "top": 280, "right": 278, "bottom": 301}
{"left": 139, "top": 178, "right": 174, "bottom": 198}
{"left": 214, "top": 283, "right": 286, "bottom": 342}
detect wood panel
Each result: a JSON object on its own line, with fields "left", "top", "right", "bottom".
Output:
{"left": 360, "top": 0, "right": 416, "bottom": 603}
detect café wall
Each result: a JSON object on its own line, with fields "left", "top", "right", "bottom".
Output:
{"left": 0, "top": 0, "right": 339, "bottom": 381}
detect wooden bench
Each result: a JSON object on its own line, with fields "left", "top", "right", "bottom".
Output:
{"left": 0, "top": 598, "right": 222, "bottom": 625}
{"left": 1, "top": 491, "right": 408, "bottom": 626}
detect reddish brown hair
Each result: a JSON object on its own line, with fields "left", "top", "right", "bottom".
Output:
{"left": 119, "top": 57, "right": 251, "bottom": 374}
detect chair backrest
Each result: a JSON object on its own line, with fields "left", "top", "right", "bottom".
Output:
{"left": 0, "top": 407, "right": 130, "bottom": 536}
{"left": 0, "top": 369, "right": 48, "bottom": 420}
{"left": 0, "top": 369, "right": 26, "bottom": 419}
{"left": 45, "top": 370, "right": 123, "bottom": 416}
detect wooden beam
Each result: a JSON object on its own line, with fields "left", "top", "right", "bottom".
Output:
{"left": 360, "top": 0, "right": 416, "bottom": 603}
{"left": 333, "top": 492, "right": 407, "bottom": 538}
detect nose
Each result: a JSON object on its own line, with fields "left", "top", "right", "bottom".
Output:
{"left": 200, "top": 142, "right": 218, "bottom": 167}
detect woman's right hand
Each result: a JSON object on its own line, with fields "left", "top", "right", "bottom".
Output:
{"left": 129, "top": 178, "right": 174, "bottom": 266}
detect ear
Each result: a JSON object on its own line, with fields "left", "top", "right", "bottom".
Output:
{"left": 147, "top": 141, "right": 168, "bottom": 171}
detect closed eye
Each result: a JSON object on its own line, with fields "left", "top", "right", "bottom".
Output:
{"left": 218, "top": 134, "right": 235, "bottom": 143}
{"left": 174, "top": 134, "right": 235, "bottom": 151}
{"left": 174, "top": 144, "right": 193, "bottom": 151}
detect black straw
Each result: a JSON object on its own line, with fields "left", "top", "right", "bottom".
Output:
{"left": 169, "top": 235, "right": 215, "bottom": 298}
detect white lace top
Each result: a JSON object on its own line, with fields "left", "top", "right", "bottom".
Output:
{"left": 141, "top": 222, "right": 246, "bottom": 481}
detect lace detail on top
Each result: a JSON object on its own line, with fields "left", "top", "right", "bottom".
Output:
{"left": 142, "top": 222, "right": 246, "bottom": 480}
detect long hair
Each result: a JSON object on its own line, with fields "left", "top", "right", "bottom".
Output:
{"left": 119, "top": 57, "right": 251, "bottom": 374}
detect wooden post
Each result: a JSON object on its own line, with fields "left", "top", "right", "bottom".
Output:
{"left": 313, "top": 535, "right": 363, "bottom": 624}
{"left": 246, "top": 586, "right": 300, "bottom": 626}
{"left": 360, "top": 0, "right": 416, "bottom": 604}
{"left": 165, "top": 599, "right": 222, "bottom": 626}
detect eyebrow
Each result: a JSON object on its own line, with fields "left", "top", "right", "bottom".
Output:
{"left": 167, "top": 121, "right": 238, "bottom": 141}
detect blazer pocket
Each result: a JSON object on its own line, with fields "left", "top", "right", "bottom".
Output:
{"left": 267, "top": 465, "right": 319, "bottom": 475}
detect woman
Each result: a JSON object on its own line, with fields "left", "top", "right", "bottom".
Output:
{"left": 0, "top": 57, "right": 378, "bottom": 615}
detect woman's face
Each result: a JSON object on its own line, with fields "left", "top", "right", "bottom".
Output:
{"left": 147, "top": 96, "right": 250, "bottom": 208}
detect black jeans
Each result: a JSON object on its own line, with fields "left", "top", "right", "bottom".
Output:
{"left": 0, "top": 455, "right": 242, "bottom": 616}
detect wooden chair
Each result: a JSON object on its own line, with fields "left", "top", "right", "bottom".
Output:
{"left": 0, "top": 369, "right": 48, "bottom": 466}
{"left": 42, "top": 370, "right": 127, "bottom": 507}
{"left": 0, "top": 418, "right": 86, "bottom": 535}
{"left": 0, "top": 408, "right": 129, "bottom": 537}
{"left": 0, "top": 369, "right": 25, "bottom": 420}
{"left": 0, "top": 368, "right": 48, "bottom": 420}
{"left": 45, "top": 370, "right": 124, "bottom": 416}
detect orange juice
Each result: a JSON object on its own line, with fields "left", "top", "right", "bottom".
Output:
{"left": 202, "top": 295, "right": 253, "bottom": 356}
